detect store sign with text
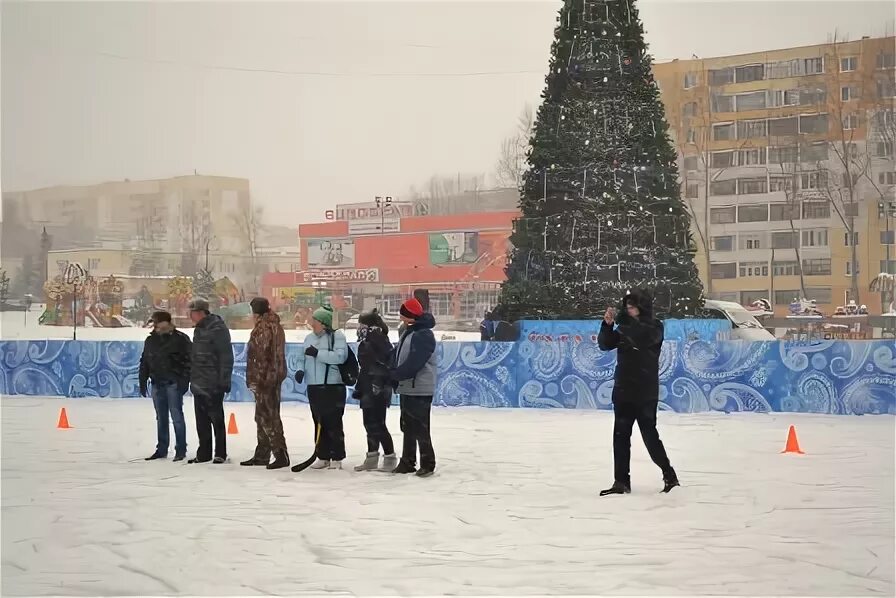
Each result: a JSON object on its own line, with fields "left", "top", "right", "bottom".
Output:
{"left": 325, "top": 200, "right": 411, "bottom": 236}
{"left": 302, "top": 269, "right": 380, "bottom": 283}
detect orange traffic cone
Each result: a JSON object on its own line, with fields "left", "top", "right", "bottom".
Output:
{"left": 781, "top": 425, "right": 804, "bottom": 454}
{"left": 57, "top": 407, "right": 72, "bottom": 429}
{"left": 227, "top": 413, "right": 239, "bottom": 435}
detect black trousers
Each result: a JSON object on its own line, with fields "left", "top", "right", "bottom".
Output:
{"left": 363, "top": 405, "right": 394, "bottom": 454}
{"left": 613, "top": 400, "right": 674, "bottom": 484}
{"left": 308, "top": 385, "right": 346, "bottom": 461}
{"left": 194, "top": 391, "right": 227, "bottom": 460}
{"left": 399, "top": 395, "right": 435, "bottom": 469}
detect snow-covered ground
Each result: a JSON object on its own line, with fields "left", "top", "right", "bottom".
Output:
{"left": 2, "top": 398, "right": 893, "bottom": 596}
{"left": 0, "top": 308, "right": 481, "bottom": 343}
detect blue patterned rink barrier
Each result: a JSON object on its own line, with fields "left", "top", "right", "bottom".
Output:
{"left": 1, "top": 335, "right": 893, "bottom": 414}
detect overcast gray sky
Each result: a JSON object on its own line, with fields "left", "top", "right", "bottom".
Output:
{"left": 2, "top": 0, "right": 894, "bottom": 225}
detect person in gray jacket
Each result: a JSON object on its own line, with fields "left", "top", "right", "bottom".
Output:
{"left": 390, "top": 297, "right": 438, "bottom": 477}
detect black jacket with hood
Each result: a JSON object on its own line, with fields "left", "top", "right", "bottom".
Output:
{"left": 190, "top": 313, "right": 234, "bottom": 396}
{"left": 139, "top": 329, "right": 192, "bottom": 394}
{"left": 355, "top": 328, "right": 394, "bottom": 409}
{"left": 597, "top": 290, "right": 664, "bottom": 404}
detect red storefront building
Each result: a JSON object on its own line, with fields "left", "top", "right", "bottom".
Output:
{"left": 264, "top": 201, "right": 516, "bottom": 322}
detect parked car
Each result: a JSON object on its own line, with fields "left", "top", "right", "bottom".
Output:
{"left": 702, "top": 299, "right": 774, "bottom": 340}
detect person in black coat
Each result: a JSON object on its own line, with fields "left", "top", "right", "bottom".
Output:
{"left": 139, "top": 311, "right": 192, "bottom": 461}
{"left": 352, "top": 310, "right": 397, "bottom": 472}
{"left": 187, "top": 298, "right": 234, "bottom": 464}
{"left": 597, "top": 290, "right": 679, "bottom": 495}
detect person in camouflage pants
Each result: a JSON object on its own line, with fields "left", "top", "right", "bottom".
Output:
{"left": 242, "top": 297, "right": 290, "bottom": 470}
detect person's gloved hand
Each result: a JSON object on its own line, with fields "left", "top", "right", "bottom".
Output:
{"left": 140, "top": 384, "right": 148, "bottom": 398}
{"left": 294, "top": 370, "right": 305, "bottom": 384}
{"left": 305, "top": 345, "right": 319, "bottom": 358}
{"left": 352, "top": 388, "right": 363, "bottom": 400}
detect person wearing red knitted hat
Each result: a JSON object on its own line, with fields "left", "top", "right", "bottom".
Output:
{"left": 390, "top": 297, "right": 438, "bottom": 477}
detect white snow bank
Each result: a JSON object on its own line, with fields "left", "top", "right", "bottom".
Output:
{"left": 2, "top": 399, "right": 893, "bottom": 596}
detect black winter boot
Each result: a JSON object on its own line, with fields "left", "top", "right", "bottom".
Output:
{"left": 600, "top": 481, "right": 632, "bottom": 496}
{"left": 241, "top": 456, "right": 270, "bottom": 466}
{"left": 392, "top": 460, "right": 417, "bottom": 474}
{"left": 267, "top": 451, "right": 290, "bottom": 470}
{"left": 661, "top": 471, "right": 680, "bottom": 493}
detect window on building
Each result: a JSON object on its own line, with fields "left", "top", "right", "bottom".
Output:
{"left": 735, "top": 64, "right": 765, "bottom": 83}
{"left": 686, "top": 128, "right": 696, "bottom": 144}
{"left": 774, "top": 290, "right": 801, "bottom": 305}
{"left": 738, "top": 178, "right": 768, "bottom": 195}
{"left": 799, "top": 89, "right": 826, "bottom": 108}
{"left": 736, "top": 91, "right": 767, "bottom": 111}
{"left": 738, "top": 148, "right": 767, "bottom": 166}
{"left": 772, "top": 230, "right": 799, "bottom": 248}
{"left": 682, "top": 155, "right": 698, "bottom": 171}
{"left": 739, "top": 261, "right": 769, "bottom": 277}
{"left": 803, "top": 57, "right": 825, "bottom": 75}
{"left": 881, "top": 230, "right": 896, "bottom": 244}
{"left": 741, "top": 289, "right": 769, "bottom": 305}
{"left": 684, "top": 72, "right": 698, "bottom": 88}
{"left": 875, "top": 109, "right": 896, "bottom": 129}
{"left": 875, "top": 141, "right": 894, "bottom": 157}
{"left": 769, "top": 116, "right": 799, "bottom": 136}
{"left": 709, "top": 68, "right": 735, "bottom": 86}
{"left": 877, "top": 52, "right": 896, "bottom": 69}
{"left": 737, "top": 119, "right": 768, "bottom": 139}
{"left": 877, "top": 79, "right": 896, "bottom": 98}
{"left": 845, "top": 260, "right": 859, "bottom": 276}
{"left": 711, "top": 94, "right": 734, "bottom": 112}
{"left": 773, "top": 261, "right": 799, "bottom": 276}
{"left": 878, "top": 172, "right": 896, "bottom": 185}
{"left": 769, "top": 177, "right": 795, "bottom": 193}
{"left": 738, "top": 204, "right": 769, "bottom": 222}
{"left": 844, "top": 231, "right": 860, "bottom": 246}
{"left": 883, "top": 260, "right": 896, "bottom": 274}
{"left": 800, "top": 172, "right": 828, "bottom": 190}
{"left": 740, "top": 233, "right": 765, "bottom": 250}
{"left": 711, "top": 235, "right": 735, "bottom": 251}
{"left": 710, "top": 207, "right": 736, "bottom": 224}
{"left": 802, "top": 258, "right": 832, "bottom": 275}
{"left": 799, "top": 113, "right": 828, "bottom": 134}
{"left": 802, "top": 201, "right": 830, "bottom": 219}
{"left": 800, "top": 142, "right": 829, "bottom": 162}
{"left": 801, "top": 228, "right": 829, "bottom": 247}
{"left": 805, "top": 287, "right": 832, "bottom": 304}
{"left": 840, "top": 56, "right": 858, "bottom": 72}
{"left": 682, "top": 102, "right": 698, "bottom": 119}
{"left": 841, "top": 86, "right": 859, "bottom": 101}
{"left": 685, "top": 182, "right": 699, "bottom": 199}
{"left": 841, "top": 171, "right": 860, "bottom": 187}
{"left": 844, "top": 202, "right": 859, "bottom": 218}
{"left": 768, "top": 145, "right": 799, "bottom": 164}
{"left": 769, "top": 89, "right": 801, "bottom": 107}
{"left": 711, "top": 151, "right": 735, "bottom": 168}
{"left": 710, "top": 180, "right": 737, "bottom": 196}
{"left": 88, "top": 258, "right": 100, "bottom": 272}
{"left": 710, "top": 262, "right": 737, "bottom": 279}
{"left": 842, "top": 114, "right": 860, "bottom": 130}
{"left": 713, "top": 122, "right": 735, "bottom": 141}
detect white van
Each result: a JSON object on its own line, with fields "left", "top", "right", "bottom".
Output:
{"left": 703, "top": 299, "right": 775, "bottom": 340}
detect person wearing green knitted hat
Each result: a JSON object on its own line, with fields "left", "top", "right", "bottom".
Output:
{"left": 293, "top": 304, "right": 348, "bottom": 471}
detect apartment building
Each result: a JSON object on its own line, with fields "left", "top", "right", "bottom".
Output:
{"left": 654, "top": 36, "right": 895, "bottom": 314}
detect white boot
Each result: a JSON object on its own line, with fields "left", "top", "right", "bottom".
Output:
{"left": 378, "top": 453, "right": 398, "bottom": 472}
{"left": 310, "top": 459, "right": 330, "bottom": 470}
{"left": 354, "top": 452, "right": 380, "bottom": 472}
{"left": 329, "top": 460, "right": 343, "bottom": 470}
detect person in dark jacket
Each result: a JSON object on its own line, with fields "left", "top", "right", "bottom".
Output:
{"left": 242, "top": 297, "right": 290, "bottom": 470}
{"left": 187, "top": 298, "right": 234, "bottom": 464}
{"left": 139, "top": 311, "right": 192, "bottom": 461}
{"left": 480, "top": 311, "right": 496, "bottom": 341}
{"left": 390, "top": 298, "right": 438, "bottom": 477}
{"left": 598, "top": 290, "right": 679, "bottom": 495}
{"left": 352, "top": 309, "right": 397, "bottom": 472}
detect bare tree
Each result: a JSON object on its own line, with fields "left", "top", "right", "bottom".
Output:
{"left": 494, "top": 104, "right": 534, "bottom": 189}
{"left": 179, "top": 198, "right": 212, "bottom": 276}
{"left": 232, "top": 204, "right": 264, "bottom": 294}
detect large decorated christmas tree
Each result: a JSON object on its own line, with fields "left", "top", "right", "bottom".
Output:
{"left": 501, "top": 0, "right": 703, "bottom": 320}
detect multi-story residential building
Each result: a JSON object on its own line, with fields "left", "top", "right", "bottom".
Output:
{"left": 654, "top": 36, "right": 895, "bottom": 314}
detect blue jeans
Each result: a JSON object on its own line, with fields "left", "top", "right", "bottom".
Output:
{"left": 152, "top": 382, "right": 187, "bottom": 457}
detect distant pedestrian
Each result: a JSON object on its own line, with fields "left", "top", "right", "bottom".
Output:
{"left": 242, "top": 297, "right": 290, "bottom": 470}
{"left": 390, "top": 298, "right": 438, "bottom": 477}
{"left": 480, "top": 311, "right": 496, "bottom": 341}
{"left": 139, "top": 311, "right": 191, "bottom": 461}
{"left": 352, "top": 309, "right": 397, "bottom": 472}
{"left": 187, "top": 298, "right": 233, "bottom": 464}
{"left": 597, "top": 290, "right": 679, "bottom": 496}
{"left": 293, "top": 305, "right": 348, "bottom": 471}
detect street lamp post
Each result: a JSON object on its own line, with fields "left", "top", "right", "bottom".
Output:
{"left": 880, "top": 201, "right": 895, "bottom": 312}
{"left": 374, "top": 196, "right": 392, "bottom": 310}
{"left": 62, "top": 262, "right": 88, "bottom": 341}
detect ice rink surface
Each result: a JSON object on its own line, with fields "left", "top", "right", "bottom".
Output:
{"left": 2, "top": 398, "right": 894, "bottom": 596}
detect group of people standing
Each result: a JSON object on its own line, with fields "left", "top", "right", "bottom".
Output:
{"left": 138, "top": 296, "right": 439, "bottom": 477}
